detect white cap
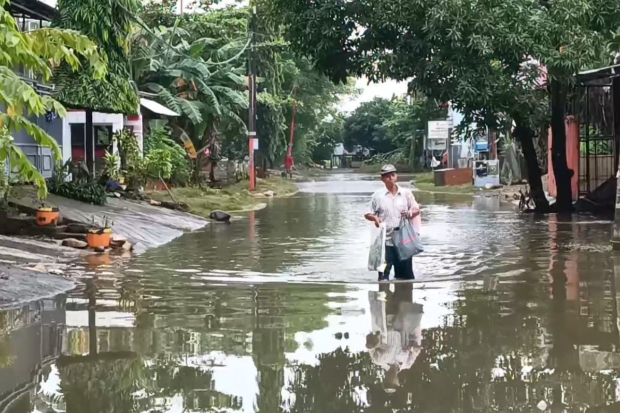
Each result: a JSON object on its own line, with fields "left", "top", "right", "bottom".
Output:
{"left": 380, "top": 164, "right": 397, "bottom": 175}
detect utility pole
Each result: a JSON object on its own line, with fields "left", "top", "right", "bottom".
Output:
{"left": 287, "top": 86, "right": 298, "bottom": 157}
{"left": 248, "top": 4, "right": 257, "bottom": 191}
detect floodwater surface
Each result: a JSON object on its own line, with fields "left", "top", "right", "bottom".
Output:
{"left": 1, "top": 173, "right": 619, "bottom": 412}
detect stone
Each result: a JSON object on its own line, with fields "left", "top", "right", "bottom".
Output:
{"left": 66, "top": 223, "right": 89, "bottom": 234}
{"left": 263, "top": 190, "right": 275, "bottom": 197}
{"left": 122, "top": 241, "right": 133, "bottom": 251}
{"left": 114, "top": 192, "right": 122, "bottom": 198}
{"left": 110, "top": 234, "right": 128, "bottom": 248}
{"left": 32, "top": 264, "right": 47, "bottom": 273}
{"left": 112, "top": 234, "right": 127, "bottom": 242}
{"left": 62, "top": 238, "right": 88, "bottom": 249}
{"left": 209, "top": 210, "right": 231, "bottom": 223}
{"left": 94, "top": 246, "right": 106, "bottom": 253}
{"left": 150, "top": 199, "right": 162, "bottom": 206}
{"left": 48, "top": 268, "right": 63, "bottom": 275}
{"left": 110, "top": 241, "right": 125, "bottom": 249}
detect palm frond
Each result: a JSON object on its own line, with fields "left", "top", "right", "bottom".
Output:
{"left": 179, "top": 100, "right": 206, "bottom": 125}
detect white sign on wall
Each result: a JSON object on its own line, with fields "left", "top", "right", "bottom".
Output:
{"left": 427, "top": 120, "right": 452, "bottom": 150}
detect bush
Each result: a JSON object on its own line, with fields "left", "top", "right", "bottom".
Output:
{"left": 47, "top": 161, "right": 107, "bottom": 205}
{"left": 144, "top": 126, "right": 191, "bottom": 186}
{"left": 47, "top": 180, "right": 107, "bottom": 205}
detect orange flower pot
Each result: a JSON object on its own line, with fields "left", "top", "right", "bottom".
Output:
{"left": 86, "top": 228, "right": 112, "bottom": 248}
{"left": 36, "top": 207, "right": 60, "bottom": 226}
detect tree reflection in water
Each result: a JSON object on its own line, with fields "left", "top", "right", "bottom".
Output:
{"left": 284, "top": 276, "right": 620, "bottom": 413}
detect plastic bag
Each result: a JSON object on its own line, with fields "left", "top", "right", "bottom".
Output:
{"left": 368, "top": 223, "right": 387, "bottom": 271}
{"left": 392, "top": 218, "right": 424, "bottom": 261}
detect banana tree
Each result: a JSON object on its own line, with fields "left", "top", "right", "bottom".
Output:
{"left": 129, "top": 22, "right": 248, "bottom": 184}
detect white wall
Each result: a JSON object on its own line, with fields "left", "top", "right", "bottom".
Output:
{"left": 61, "top": 111, "right": 125, "bottom": 162}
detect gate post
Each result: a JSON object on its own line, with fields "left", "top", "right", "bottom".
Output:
{"left": 612, "top": 78, "right": 620, "bottom": 249}
{"left": 613, "top": 160, "right": 620, "bottom": 249}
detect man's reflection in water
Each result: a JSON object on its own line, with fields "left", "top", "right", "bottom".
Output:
{"left": 366, "top": 283, "right": 423, "bottom": 392}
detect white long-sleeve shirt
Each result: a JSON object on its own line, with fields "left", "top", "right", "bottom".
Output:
{"left": 368, "top": 184, "right": 421, "bottom": 245}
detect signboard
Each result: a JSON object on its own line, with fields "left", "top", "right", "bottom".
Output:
{"left": 427, "top": 120, "right": 451, "bottom": 150}
{"left": 252, "top": 138, "right": 259, "bottom": 150}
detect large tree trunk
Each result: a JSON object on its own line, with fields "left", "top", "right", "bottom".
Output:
{"left": 514, "top": 120, "right": 550, "bottom": 212}
{"left": 550, "top": 79, "right": 574, "bottom": 212}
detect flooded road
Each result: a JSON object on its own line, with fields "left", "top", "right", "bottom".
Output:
{"left": 1, "top": 173, "right": 620, "bottom": 412}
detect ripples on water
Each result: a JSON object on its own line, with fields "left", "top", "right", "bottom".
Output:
{"left": 0, "top": 174, "right": 619, "bottom": 412}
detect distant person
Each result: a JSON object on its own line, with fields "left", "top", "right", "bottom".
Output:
{"left": 285, "top": 153, "right": 294, "bottom": 179}
{"left": 364, "top": 164, "right": 421, "bottom": 282}
{"left": 442, "top": 151, "right": 448, "bottom": 167}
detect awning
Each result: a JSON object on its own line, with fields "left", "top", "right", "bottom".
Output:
{"left": 576, "top": 64, "right": 620, "bottom": 84}
{"left": 140, "top": 98, "right": 179, "bottom": 117}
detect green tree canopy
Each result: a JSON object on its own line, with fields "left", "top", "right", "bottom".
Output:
{"left": 342, "top": 98, "right": 394, "bottom": 154}
{"left": 136, "top": 1, "right": 357, "bottom": 171}
{"left": 340, "top": 96, "right": 445, "bottom": 169}
{"left": 52, "top": 0, "right": 140, "bottom": 114}
{"left": 265, "top": 0, "right": 620, "bottom": 211}
{"left": 0, "top": 0, "right": 106, "bottom": 198}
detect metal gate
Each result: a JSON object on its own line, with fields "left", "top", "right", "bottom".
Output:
{"left": 569, "top": 80, "right": 616, "bottom": 196}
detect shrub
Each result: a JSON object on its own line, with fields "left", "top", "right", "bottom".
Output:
{"left": 47, "top": 180, "right": 107, "bottom": 205}
{"left": 47, "top": 160, "right": 107, "bottom": 205}
{"left": 144, "top": 126, "right": 191, "bottom": 186}
{"left": 103, "top": 151, "right": 121, "bottom": 181}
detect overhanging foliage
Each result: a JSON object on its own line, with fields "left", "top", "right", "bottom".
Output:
{"left": 52, "top": 0, "right": 140, "bottom": 114}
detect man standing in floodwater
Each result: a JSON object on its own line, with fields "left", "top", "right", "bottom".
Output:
{"left": 365, "top": 164, "right": 421, "bottom": 282}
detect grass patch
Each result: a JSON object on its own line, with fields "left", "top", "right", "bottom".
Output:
{"left": 148, "top": 177, "right": 298, "bottom": 218}
{"left": 411, "top": 172, "right": 434, "bottom": 184}
{"left": 410, "top": 172, "right": 474, "bottom": 195}
{"left": 413, "top": 182, "right": 474, "bottom": 195}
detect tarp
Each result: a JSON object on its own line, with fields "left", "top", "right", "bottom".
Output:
{"left": 500, "top": 142, "right": 523, "bottom": 184}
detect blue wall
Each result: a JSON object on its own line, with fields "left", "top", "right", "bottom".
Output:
{"left": 1, "top": 103, "right": 64, "bottom": 179}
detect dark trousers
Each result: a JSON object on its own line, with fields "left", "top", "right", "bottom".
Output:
{"left": 379, "top": 245, "right": 414, "bottom": 280}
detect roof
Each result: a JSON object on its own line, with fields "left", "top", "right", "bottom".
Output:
{"left": 576, "top": 64, "right": 620, "bottom": 84}
{"left": 9, "top": 0, "right": 56, "bottom": 21}
{"left": 140, "top": 98, "right": 179, "bottom": 117}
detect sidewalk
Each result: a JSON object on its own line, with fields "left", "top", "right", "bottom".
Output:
{"left": 0, "top": 187, "right": 210, "bottom": 309}
{"left": 10, "top": 186, "right": 208, "bottom": 253}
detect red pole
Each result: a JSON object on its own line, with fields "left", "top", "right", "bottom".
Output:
{"left": 288, "top": 102, "right": 297, "bottom": 157}
{"left": 287, "top": 87, "right": 298, "bottom": 157}
{"left": 249, "top": 132, "right": 255, "bottom": 191}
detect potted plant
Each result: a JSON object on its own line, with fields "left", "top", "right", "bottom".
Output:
{"left": 86, "top": 216, "right": 113, "bottom": 248}
{"left": 36, "top": 199, "right": 60, "bottom": 226}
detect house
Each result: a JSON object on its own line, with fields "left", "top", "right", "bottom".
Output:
{"left": 7, "top": 0, "right": 58, "bottom": 179}
{"left": 7, "top": 0, "right": 178, "bottom": 178}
